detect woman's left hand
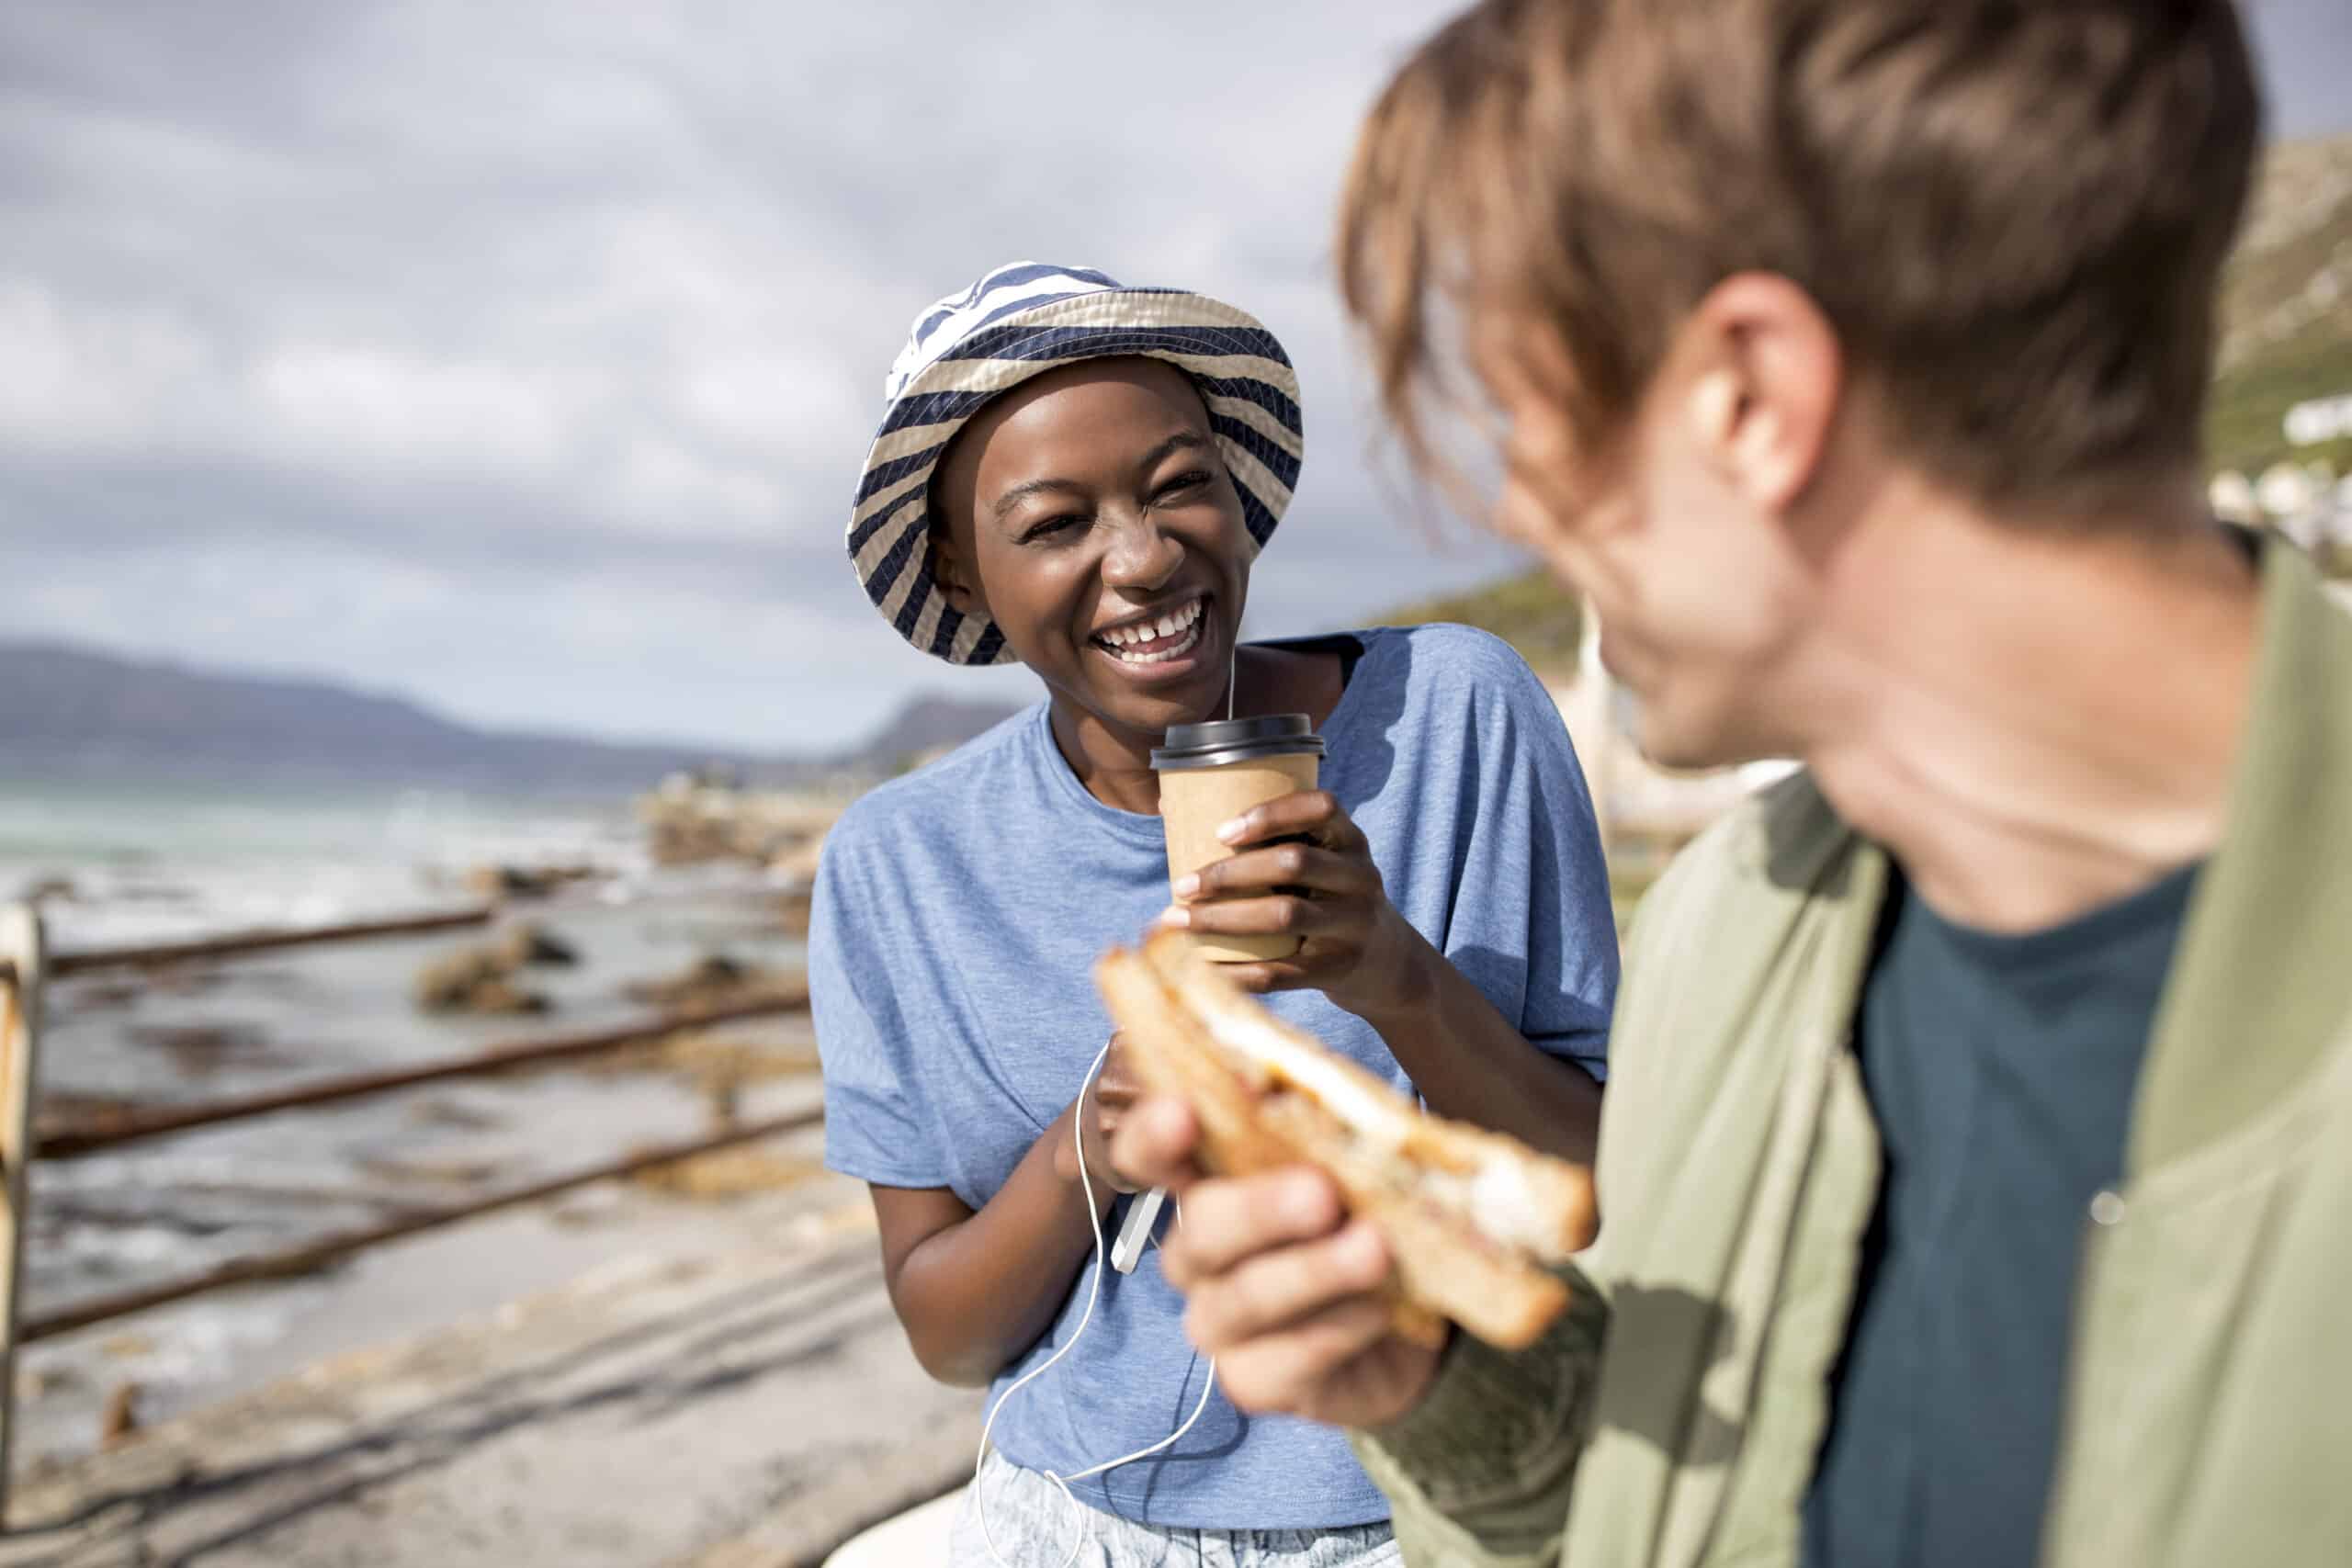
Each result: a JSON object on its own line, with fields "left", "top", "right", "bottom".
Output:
{"left": 1162, "top": 790, "right": 1429, "bottom": 1020}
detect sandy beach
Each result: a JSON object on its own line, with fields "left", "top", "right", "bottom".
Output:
{"left": 0, "top": 1159, "right": 980, "bottom": 1568}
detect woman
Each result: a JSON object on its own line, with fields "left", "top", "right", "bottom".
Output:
{"left": 810, "top": 262, "right": 1617, "bottom": 1565}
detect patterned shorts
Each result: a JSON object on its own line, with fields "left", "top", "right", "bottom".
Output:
{"left": 947, "top": 1451, "right": 1401, "bottom": 1568}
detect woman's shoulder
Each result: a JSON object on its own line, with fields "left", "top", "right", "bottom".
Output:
{"left": 1346, "top": 621, "right": 1560, "bottom": 708}
{"left": 1363, "top": 618, "right": 1541, "bottom": 667}
{"left": 822, "top": 704, "right": 1044, "bottom": 864}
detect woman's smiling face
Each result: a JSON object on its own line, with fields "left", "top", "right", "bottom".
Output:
{"left": 929, "top": 357, "right": 1253, "bottom": 741}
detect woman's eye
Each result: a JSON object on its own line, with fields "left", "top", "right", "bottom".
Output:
{"left": 1153, "top": 470, "right": 1211, "bottom": 502}
{"left": 1020, "top": 513, "right": 1087, "bottom": 544}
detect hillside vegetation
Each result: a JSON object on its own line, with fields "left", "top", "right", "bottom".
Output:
{"left": 2210, "top": 133, "right": 2352, "bottom": 478}
{"left": 1372, "top": 572, "right": 1584, "bottom": 676}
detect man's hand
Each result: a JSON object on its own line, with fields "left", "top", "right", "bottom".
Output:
{"left": 1114, "top": 1094, "right": 1444, "bottom": 1428}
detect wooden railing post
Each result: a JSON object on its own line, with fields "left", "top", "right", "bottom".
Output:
{"left": 0, "top": 905, "right": 46, "bottom": 1529}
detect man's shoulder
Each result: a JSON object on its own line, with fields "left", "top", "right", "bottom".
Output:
{"left": 1586, "top": 771, "right": 1877, "bottom": 1280}
{"left": 1637, "top": 768, "right": 1856, "bottom": 938}
{"left": 1612, "top": 767, "right": 1877, "bottom": 1064}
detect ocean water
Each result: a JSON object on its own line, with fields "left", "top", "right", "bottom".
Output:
{"left": 0, "top": 775, "right": 648, "bottom": 950}
{"left": 0, "top": 773, "right": 822, "bottom": 1465}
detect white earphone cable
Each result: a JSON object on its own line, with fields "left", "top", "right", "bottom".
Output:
{"left": 973, "top": 1038, "right": 1218, "bottom": 1568}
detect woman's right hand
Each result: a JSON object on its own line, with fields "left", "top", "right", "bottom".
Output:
{"left": 875, "top": 1032, "right": 1151, "bottom": 1386}
{"left": 1112, "top": 1094, "right": 1443, "bottom": 1429}
{"left": 1055, "top": 1031, "right": 1144, "bottom": 1196}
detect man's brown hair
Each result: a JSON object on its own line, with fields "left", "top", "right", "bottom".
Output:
{"left": 1339, "top": 0, "right": 2264, "bottom": 513}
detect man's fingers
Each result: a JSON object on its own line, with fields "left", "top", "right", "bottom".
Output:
{"left": 1159, "top": 1168, "right": 1347, "bottom": 1285}
{"left": 1208, "top": 1297, "right": 1400, "bottom": 1416}
{"left": 1182, "top": 1219, "right": 1391, "bottom": 1349}
{"left": 1108, "top": 1095, "right": 1204, "bottom": 1197}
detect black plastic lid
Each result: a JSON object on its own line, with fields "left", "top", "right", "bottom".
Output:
{"left": 1151, "top": 714, "right": 1325, "bottom": 772}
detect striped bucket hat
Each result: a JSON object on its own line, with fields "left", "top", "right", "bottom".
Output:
{"left": 847, "top": 262, "right": 1305, "bottom": 667}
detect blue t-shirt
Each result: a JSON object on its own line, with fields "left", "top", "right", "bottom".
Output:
{"left": 809, "top": 624, "right": 1618, "bottom": 1529}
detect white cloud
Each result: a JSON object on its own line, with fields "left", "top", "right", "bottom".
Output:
{"left": 0, "top": 277, "right": 213, "bottom": 454}
{"left": 18, "top": 0, "right": 2317, "bottom": 749}
{"left": 1, "top": 0, "right": 1522, "bottom": 757}
{"left": 250, "top": 343, "right": 577, "bottom": 478}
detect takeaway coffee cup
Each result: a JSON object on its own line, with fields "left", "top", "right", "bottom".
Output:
{"left": 1152, "top": 715, "right": 1326, "bottom": 963}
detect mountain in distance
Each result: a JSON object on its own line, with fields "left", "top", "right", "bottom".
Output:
{"left": 856, "top": 694, "right": 1027, "bottom": 769}
{"left": 0, "top": 638, "right": 1020, "bottom": 793}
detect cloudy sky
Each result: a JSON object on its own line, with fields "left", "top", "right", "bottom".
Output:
{"left": 5, "top": 1, "right": 2346, "bottom": 754}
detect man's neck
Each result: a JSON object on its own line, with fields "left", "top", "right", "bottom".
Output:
{"left": 1802, "top": 490, "right": 2262, "bottom": 933}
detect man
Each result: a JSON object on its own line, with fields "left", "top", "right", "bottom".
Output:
{"left": 1115, "top": 1, "right": 2352, "bottom": 1563}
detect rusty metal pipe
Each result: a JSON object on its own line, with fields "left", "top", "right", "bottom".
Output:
{"left": 21, "top": 1104, "right": 825, "bottom": 1344}
{"left": 34, "top": 991, "right": 810, "bottom": 1160}
{"left": 49, "top": 907, "right": 497, "bottom": 977}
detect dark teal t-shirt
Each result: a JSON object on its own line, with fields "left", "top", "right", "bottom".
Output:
{"left": 1804, "top": 861, "right": 2200, "bottom": 1567}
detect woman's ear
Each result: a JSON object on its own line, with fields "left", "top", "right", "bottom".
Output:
{"left": 928, "top": 513, "right": 982, "bottom": 615}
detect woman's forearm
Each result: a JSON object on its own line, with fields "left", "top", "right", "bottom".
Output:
{"left": 1351, "top": 926, "right": 1602, "bottom": 1168}
{"left": 886, "top": 1101, "right": 1119, "bottom": 1387}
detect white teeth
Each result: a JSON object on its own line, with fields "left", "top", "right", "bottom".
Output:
{"left": 1099, "top": 596, "right": 1204, "bottom": 651}
{"left": 1107, "top": 616, "right": 1204, "bottom": 666}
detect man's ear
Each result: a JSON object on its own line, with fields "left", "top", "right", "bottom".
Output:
{"left": 1671, "top": 272, "right": 1841, "bottom": 513}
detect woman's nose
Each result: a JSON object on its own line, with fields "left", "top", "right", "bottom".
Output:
{"left": 1100, "top": 512, "right": 1183, "bottom": 592}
